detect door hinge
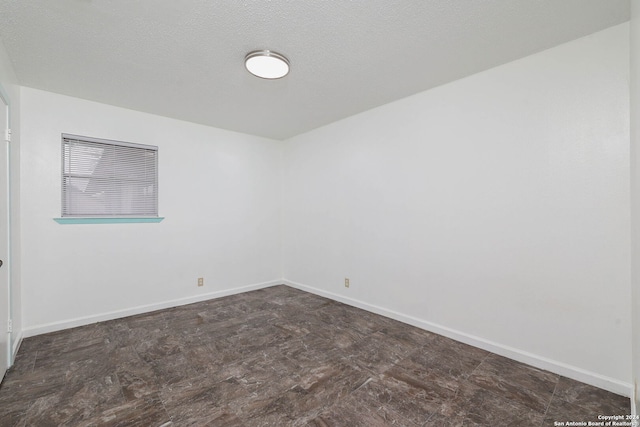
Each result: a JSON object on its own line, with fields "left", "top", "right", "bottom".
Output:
{"left": 7, "top": 319, "right": 12, "bottom": 334}
{"left": 5, "top": 128, "right": 11, "bottom": 142}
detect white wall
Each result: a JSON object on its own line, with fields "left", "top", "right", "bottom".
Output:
{"left": 20, "top": 87, "right": 282, "bottom": 333}
{"left": 283, "top": 24, "right": 631, "bottom": 394}
{"left": 630, "top": 0, "right": 640, "bottom": 414}
{"left": 0, "top": 36, "right": 22, "bottom": 359}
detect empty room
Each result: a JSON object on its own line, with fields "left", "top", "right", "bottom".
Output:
{"left": 1, "top": 0, "right": 640, "bottom": 425}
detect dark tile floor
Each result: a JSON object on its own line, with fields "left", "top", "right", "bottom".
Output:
{"left": 0, "top": 285, "right": 630, "bottom": 426}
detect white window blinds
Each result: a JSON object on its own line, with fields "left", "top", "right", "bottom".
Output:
{"left": 62, "top": 134, "right": 158, "bottom": 217}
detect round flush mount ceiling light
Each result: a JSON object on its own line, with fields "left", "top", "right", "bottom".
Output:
{"left": 244, "top": 50, "right": 290, "bottom": 79}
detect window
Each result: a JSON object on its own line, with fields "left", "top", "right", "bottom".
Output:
{"left": 61, "top": 134, "right": 158, "bottom": 217}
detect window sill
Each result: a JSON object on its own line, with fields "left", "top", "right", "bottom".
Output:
{"left": 54, "top": 217, "right": 164, "bottom": 224}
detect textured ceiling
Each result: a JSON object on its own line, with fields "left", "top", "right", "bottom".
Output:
{"left": 0, "top": 0, "right": 630, "bottom": 140}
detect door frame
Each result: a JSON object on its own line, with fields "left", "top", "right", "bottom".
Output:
{"left": 0, "top": 83, "right": 12, "bottom": 368}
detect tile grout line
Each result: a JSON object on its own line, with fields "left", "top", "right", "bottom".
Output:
{"left": 468, "top": 351, "right": 492, "bottom": 378}
{"left": 540, "top": 379, "right": 559, "bottom": 427}
{"left": 156, "top": 390, "right": 175, "bottom": 426}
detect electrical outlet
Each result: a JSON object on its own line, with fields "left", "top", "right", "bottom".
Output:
{"left": 198, "top": 277, "right": 204, "bottom": 287}
{"left": 345, "top": 278, "right": 350, "bottom": 288}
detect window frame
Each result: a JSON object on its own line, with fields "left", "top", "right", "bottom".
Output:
{"left": 56, "top": 133, "right": 162, "bottom": 224}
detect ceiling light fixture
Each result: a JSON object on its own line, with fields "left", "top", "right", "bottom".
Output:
{"left": 244, "top": 50, "right": 290, "bottom": 79}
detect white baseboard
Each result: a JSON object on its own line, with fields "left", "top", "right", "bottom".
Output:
{"left": 10, "top": 330, "right": 22, "bottom": 367}
{"left": 283, "top": 279, "right": 634, "bottom": 399}
{"left": 22, "top": 279, "right": 282, "bottom": 338}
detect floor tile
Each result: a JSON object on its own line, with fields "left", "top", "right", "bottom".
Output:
{"left": 347, "top": 370, "right": 454, "bottom": 426}
{"left": 237, "top": 361, "right": 370, "bottom": 426}
{"left": 467, "top": 353, "right": 558, "bottom": 412}
{"left": 0, "top": 285, "right": 630, "bottom": 426}
{"left": 552, "top": 376, "right": 630, "bottom": 415}
{"left": 80, "top": 392, "right": 171, "bottom": 427}
{"left": 308, "top": 392, "right": 417, "bottom": 426}
{"left": 442, "top": 382, "right": 546, "bottom": 426}
{"left": 340, "top": 330, "right": 417, "bottom": 374}
{"left": 397, "top": 334, "right": 488, "bottom": 383}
